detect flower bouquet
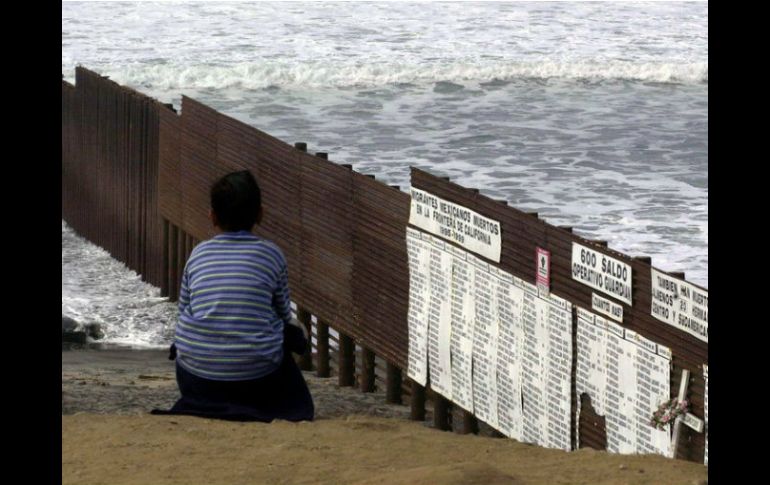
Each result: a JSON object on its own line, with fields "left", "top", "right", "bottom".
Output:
{"left": 650, "top": 398, "right": 689, "bottom": 430}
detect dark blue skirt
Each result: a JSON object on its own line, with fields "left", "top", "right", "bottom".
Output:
{"left": 152, "top": 324, "right": 314, "bottom": 422}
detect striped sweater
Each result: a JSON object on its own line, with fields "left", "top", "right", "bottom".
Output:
{"left": 174, "top": 231, "right": 292, "bottom": 381}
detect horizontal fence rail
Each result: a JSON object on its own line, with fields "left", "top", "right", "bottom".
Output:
{"left": 62, "top": 67, "right": 707, "bottom": 463}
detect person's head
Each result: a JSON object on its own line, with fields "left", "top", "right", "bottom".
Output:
{"left": 209, "top": 170, "right": 262, "bottom": 232}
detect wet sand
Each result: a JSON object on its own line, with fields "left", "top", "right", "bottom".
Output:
{"left": 62, "top": 345, "right": 410, "bottom": 419}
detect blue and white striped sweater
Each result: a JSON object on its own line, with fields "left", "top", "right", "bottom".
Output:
{"left": 175, "top": 231, "right": 292, "bottom": 381}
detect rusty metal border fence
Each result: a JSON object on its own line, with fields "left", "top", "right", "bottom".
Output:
{"left": 62, "top": 68, "right": 164, "bottom": 289}
{"left": 62, "top": 68, "right": 707, "bottom": 463}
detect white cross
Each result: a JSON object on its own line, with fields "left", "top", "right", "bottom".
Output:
{"left": 671, "top": 369, "right": 704, "bottom": 458}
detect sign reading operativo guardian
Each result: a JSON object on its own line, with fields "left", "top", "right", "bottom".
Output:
{"left": 409, "top": 187, "right": 501, "bottom": 262}
{"left": 572, "top": 243, "right": 632, "bottom": 305}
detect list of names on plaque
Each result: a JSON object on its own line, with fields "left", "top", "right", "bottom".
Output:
{"left": 471, "top": 257, "right": 499, "bottom": 429}
{"left": 576, "top": 307, "right": 672, "bottom": 457}
{"left": 405, "top": 228, "right": 431, "bottom": 386}
{"left": 426, "top": 235, "right": 454, "bottom": 401}
{"left": 495, "top": 271, "right": 524, "bottom": 441}
{"left": 405, "top": 226, "right": 573, "bottom": 451}
{"left": 448, "top": 244, "right": 475, "bottom": 412}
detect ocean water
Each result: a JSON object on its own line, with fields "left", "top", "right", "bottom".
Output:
{"left": 62, "top": 221, "right": 177, "bottom": 348}
{"left": 62, "top": 1, "right": 707, "bottom": 347}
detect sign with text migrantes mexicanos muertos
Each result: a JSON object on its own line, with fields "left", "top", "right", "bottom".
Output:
{"left": 650, "top": 269, "right": 708, "bottom": 343}
{"left": 572, "top": 243, "right": 633, "bottom": 306}
{"left": 409, "top": 187, "right": 501, "bottom": 262}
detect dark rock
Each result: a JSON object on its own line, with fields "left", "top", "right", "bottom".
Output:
{"left": 62, "top": 331, "right": 87, "bottom": 344}
{"left": 62, "top": 315, "right": 79, "bottom": 333}
{"left": 85, "top": 323, "right": 104, "bottom": 340}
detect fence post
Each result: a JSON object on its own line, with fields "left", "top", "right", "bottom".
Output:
{"left": 460, "top": 411, "right": 479, "bottom": 434}
{"left": 161, "top": 219, "right": 169, "bottom": 297}
{"left": 311, "top": 151, "right": 331, "bottom": 378}
{"left": 360, "top": 348, "right": 376, "bottom": 393}
{"left": 186, "top": 234, "right": 194, "bottom": 260}
{"left": 176, "top": 228, "right": 186, "bottom": 294}
{"left": 386, "top": 363, "right": 402, "bottom": 404}
{"left": 410, "top": 379, "right": 426, "bottom": 421}
{"left": 182, "top": 233, "right": 190, "bottom": 268}
{"left": 338, "top": 333, "right": 355, "bottom": 387}
{"left": 168, "top": 224, "right": 179, "bottom": 301}
{"left": 296, "top": 307, "right": 313, "bottom": 371}
{"left": 433, "top": 391, "right": 451, "bottom": 431}
{"left": 316, "top": 319, "right": 330, "bottom": 377}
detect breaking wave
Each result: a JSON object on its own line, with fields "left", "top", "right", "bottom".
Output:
{"left": 68, "top": 60, "right": 708, "bottom": 90}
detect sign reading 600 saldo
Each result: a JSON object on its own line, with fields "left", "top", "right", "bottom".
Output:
{"left": 572, "top": 243, "right": 633, "bottom": 306}
{"left": 409, "top": 188, "right": 501, "bottom": 263}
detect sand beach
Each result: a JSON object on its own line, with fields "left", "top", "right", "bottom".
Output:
{"left": 62, "top": 346, "right": 707, "bottom": 485}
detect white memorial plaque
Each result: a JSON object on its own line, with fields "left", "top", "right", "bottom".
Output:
{"left": 495, "top": 269, "right": 524, "bottom": 441}
{"left": 576, "top": 307, "right": 672, "bottom": 457}
{"left": 406, "top": 228, "right": 431, "bottom": 386}
{"left": 471, "top": 256, "right": 500, "bottom": 429}
{"left": 426, "top": 235, "right": 453, "bottom": 400}
{"left": 405, "top": 225, "right": 573, "bottom": 452}
{"left": 448, "top": 245, "right": 475, "bottom": 412}
{"left": 520, "top": 280, "right": 544, "bottom": 446}
{"left": 603, "top": 314, "right": 635, "bottom": 453}
{"left": 544, "top": 293, "right": 573, "bottom": 451}
{"left": 628, "top": 331, "right": 671, "bottom": 457}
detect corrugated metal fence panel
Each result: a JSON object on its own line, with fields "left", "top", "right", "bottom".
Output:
{"left": 94, "top": 78, "right": 109, "bottom": 257}
{"left": 410, "top": 167, "right": 706, "bottom": 462}
{"left": 63, "top": 67, "right": 166, "bottom": 293}
{"left": 65, "top": 76, "right": 83, "bottom": 232}
{"left": 75, "top": 68, "right": 98, "bottom": 243}
{"left": 128, "top": 89, "right": 143, "bottom": 272}
{"left": 214, "top": 110, "right": 303, "bottom": 299}
{"left": 114, "top": 85, "right": 129, "bottom": 264}
{"left": 351, "top": 173, "right": 411, "bottom": 370}
{"left": 297, "top": 153, "right": 354, "bottom": 332}
{"left": 143, "top": 98, "right": 163, "bottom": 288}
{"left": 179, "top": 96, "right": 220, "bottom": 241}
{"left": 158, "top": 107, "right": 182, "bottom": 225}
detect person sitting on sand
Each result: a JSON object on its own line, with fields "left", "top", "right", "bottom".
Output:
{"left": 153, "top": 170, "right": 314, "bottom": 422}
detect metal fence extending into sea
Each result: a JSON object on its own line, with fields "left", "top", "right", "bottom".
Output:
{"left": 62, "top": 67, "right": 707, "bottom": 463}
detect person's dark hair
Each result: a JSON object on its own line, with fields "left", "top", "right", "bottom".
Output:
{"left": 210, "top": 170, "right": 262, "bottom": 232}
